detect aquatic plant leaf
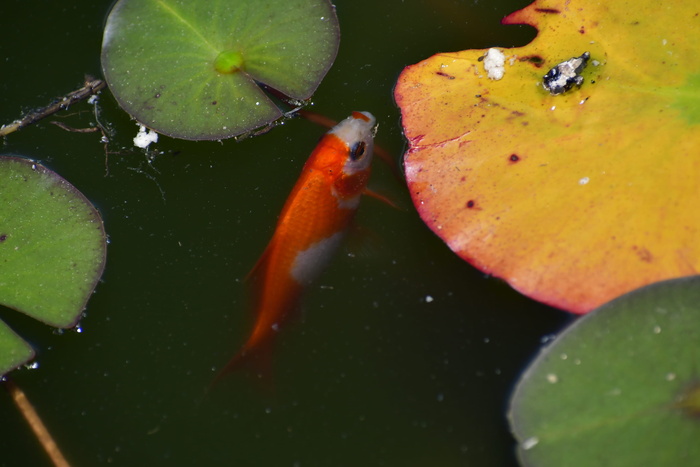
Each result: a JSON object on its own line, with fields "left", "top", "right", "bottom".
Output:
{"left": 394, "top": 0, "right": 700, "bottom": 313}
{"left": 0, "top": 157, "right": 106, "bottom": 375}
{"left": 101, "top": 0, "right": 339, "bottom": 140}
{"left": 509, "top": 276, "right": 700, "bottom": 466}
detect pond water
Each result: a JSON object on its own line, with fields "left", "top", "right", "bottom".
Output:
{"left": 0, "top": 0, "right": 571, "bottom": 465}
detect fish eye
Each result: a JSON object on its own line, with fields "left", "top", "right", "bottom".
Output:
{"left": 350, "top": 141, "right": 366, "bottom": 161}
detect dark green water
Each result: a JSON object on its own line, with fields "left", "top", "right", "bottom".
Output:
{"left": 0, "top": 1, "right": 570, "bottom": 465}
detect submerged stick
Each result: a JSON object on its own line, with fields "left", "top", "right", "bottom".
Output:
{"left": 3, "top": 378, "right": 72, "bottom": 467}
{"left": 0, "top": 77, "right": 106, "bottom": 137}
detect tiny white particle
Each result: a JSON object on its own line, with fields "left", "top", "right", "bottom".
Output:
{"left": 522, "top": 437, "right": 539, "bottom": 450}
{"left": 662, "top": 39, "right": 668, "bottom": 46}
{"left": 579, "top": 99, "right": 586, "bottom": 105}
{"left": 550, "top": 106, "right": 556, "bottom": 111}
{"left": 666, "top": 372, "right": 676, "bottom": 381}
{"left": 653, "top": 325, "right": 661, "bottom": 334}
{"left": 560, "top": 353, "right": 568, "bottom": 360}
{"left": 546, "top": 373, "right": 558, "bottom": 383}
{"left": 579, "top": 177, "right": 590, "bottom": 185}
{"left": 425, "top": 295, "right": 434, "bottom": 303}
{"left": 591, "top": 59, "right": 600, "bottom": 66}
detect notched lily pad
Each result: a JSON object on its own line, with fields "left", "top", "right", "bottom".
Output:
{"left": 101, "top": 0, "right": 340, "bottom": 140}
{"left": 0, "top": 156, "right": 106, "bottom": 375}
{"left": 509, "top": 276, "right": 700, "bottom": 466}
{"left": 395, "top": 0, "right": 700, "bottom": 313}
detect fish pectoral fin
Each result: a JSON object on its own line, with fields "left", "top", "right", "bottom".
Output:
{"left": 244, "top": 242, "right": 274, "bottom": 283}
{"left": 363, "top": 188, "right": 404, "bottom": 210}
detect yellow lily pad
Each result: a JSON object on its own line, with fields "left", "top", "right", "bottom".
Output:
{"left": 395, "top": 0, "right": 700, "bottom": 313}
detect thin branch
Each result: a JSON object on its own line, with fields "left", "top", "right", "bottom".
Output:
{"left": 3, "top": 378, "right": 72, "bottom": 467}
{"left": 0, "top": 77, "right": 106, "bottom": 137}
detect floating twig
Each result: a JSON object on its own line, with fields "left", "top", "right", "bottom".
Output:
{"left": 0, "top": 77, "right": 106, "bottom": 137}
{"left": 3, "top": 378, "right": 72, "bottom": 467}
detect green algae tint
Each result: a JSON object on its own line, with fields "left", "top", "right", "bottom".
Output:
{"left": 0, "top": 157, "right": 106, "bottom": 375}
{"left": 509, "top": 276, "right": 700, "bottom": 466}
{"left": 101, "top": 0, "right": 339, "bottom": 140}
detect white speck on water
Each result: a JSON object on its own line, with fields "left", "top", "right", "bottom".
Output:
{"left": 425, "top": 295, "right": 434, "bottom": 303}
{"left": 540, "top": 334, "right": 556, "bottom": 344}
{"left": 87, "top": 95, "right": 99, "bottom": 105}
{"left": 560, "top": 353, "right": 568, "bottom": 360}
{"left": 666, "top": 372, "right": 676, "bottom": 381}
{"left": 522, "top": 437, "right": 539, "bottom": 450}
{"left": 579, "top": 177, "right": 590, "bottom": 185}
{"left": 653, "top": 325, "right": 661, "bottom": 334}
{"left": 24, "top": 361, "right": 40, "bottom": 370}
{"left": 591, "top": 59, "right": 600, "bottom": 66}
{"left": 550, "top": 106, "right": 556, "bottom": 111}
{"left": 662, "top": 39, "right": 668, "bottom": 46}
{"left": 483, "top": 48, "right": 506, "bottom": 80}
{"left": 546, "top": 373, "right": 558, "bottom": 383}
{"left": 133, "top": 124, "right": 158, "bottom": 149}
{"left": 255, "top": 101, "right": 260, "bottom": 106}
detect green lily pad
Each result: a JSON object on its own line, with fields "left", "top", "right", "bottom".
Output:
{"left": 101, "top": 0, "right": 339, "bottom": 140}
{"left": 0, "top": 156, "right": 106, "bottom": 375}
{"left": 509, "top": 276, "right": 700, "bottom": 466}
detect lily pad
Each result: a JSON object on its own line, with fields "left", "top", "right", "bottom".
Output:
{"left": 0, "top": 156, "right": 106, "bottom": 375}
{"left": 101, "top": 0, "right": 339, "bottom": 140}
{"left": 394, "top": 0, "right": 700, "bottom": 313}
{"left": 509, "top": 276, "right": 700, "bottom": 466}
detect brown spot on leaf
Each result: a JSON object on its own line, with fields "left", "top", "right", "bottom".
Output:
{"left": 520, "top": 55, "right": 545, "bottom": 68}
{"left": 535, "top": 8, "right": 560, "bottom": 13}
{"left": 0, "top": 234, "right": 6, "bottom": 242}
{"left": 436, "top": 71, "right": 455, "bottom": 79}
{"left": 509, "top": 154, "right": 521, "bottom": 163}
{"left": 632, "top": 245, "right": 653, "bottom": 263}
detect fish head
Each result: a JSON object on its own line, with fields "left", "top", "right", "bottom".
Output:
{"left": 329, "top": 111, "right": 376, "bottom": 175}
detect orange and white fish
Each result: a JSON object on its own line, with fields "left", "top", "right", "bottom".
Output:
{"left": 218, "top": 111, "right": 377, "bottom": 379}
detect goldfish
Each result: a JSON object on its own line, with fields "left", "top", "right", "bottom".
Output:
{"left": 218, "top": 111, "right": 377, "bottom": 379}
